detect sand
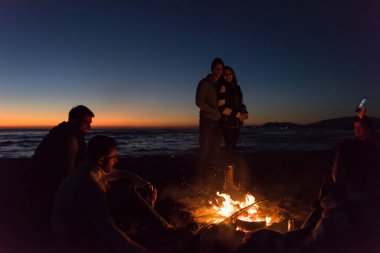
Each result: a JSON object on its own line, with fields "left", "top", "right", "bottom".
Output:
{"left": 0, "top": 150, "right": 334, "bottom": 252}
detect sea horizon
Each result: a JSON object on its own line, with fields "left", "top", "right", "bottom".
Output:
{"left": 0, "top": 127, "right": 356, "bottom": 158}
{"left": 1, "top": 115, "right": 380, "bottom": 130}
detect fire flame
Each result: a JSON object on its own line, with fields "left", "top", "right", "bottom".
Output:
{"left": 209, "top": 192, "right": 271, "bottom": 225}
{"left": 183, "top": 191, "right": 282, "bottom": 229}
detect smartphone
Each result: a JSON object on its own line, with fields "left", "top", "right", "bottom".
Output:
{"left": 355, "top": 97, "right": 367, "bottom": 112}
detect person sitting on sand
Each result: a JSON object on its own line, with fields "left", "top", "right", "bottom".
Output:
{"left": 27, "top": 105, "right": 95, "bottom": 230}
{"left": 234, "top": 139, "right": 380, "bottom": 253}
{"left": 52, "top": 135, "right": 176, "bottom": 253}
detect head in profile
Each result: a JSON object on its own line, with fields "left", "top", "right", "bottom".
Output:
{"left": 68, "top": 105, "right": 95, "bottom": 135}
{"left": 211, "top": 57, "right": 224, "bottom": 81}
{"left": 88, "top": 135, "right": 118, "bottom": 173}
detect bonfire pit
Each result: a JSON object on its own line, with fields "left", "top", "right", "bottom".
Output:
{"left": 176, "top": 190, "right": 291, "bottom": 253}
{"left": 186, "top": 191, "right": 285, "bottom": 232}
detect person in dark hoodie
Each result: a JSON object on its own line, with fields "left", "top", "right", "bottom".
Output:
{"left": 217, "top": 66, "right": 248, "bottom": 166}
{"left": 27, "top": 105, "right": 94, "bottom": 231}
{"left": 195, "top": 57, "right": 224, "bottom": 188}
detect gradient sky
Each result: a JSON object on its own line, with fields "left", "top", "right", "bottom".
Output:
{"left": 0, "top": 0, "right": 379, "bottom": 127}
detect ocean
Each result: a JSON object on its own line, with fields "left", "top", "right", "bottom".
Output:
{"left": 0, "top": 127, "right": 355, "bottom": 158}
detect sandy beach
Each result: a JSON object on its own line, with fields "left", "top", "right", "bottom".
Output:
{"left": 0, "top": 150, "right": 334, "bottom": 252}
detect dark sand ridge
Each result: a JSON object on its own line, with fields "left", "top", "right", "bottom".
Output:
{"left": 0, "top": 150, "right": 334, "bottom": 252}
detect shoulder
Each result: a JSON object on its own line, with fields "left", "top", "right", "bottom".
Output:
{"left": 198, "top": 74, "right": 213, "bottom": 86}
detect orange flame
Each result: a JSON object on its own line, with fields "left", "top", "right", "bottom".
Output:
{"left": 183, "top": 191, "right": 283, "bottom": 229}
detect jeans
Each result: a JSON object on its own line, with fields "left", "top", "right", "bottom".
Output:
{"left": 196, "top": 117, "right": 222, "bottom": 185}
{"left": 222, "top": 127, "right": 241, "bottom": 165}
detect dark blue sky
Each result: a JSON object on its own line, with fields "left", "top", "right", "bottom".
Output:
{"left": 0, "top": 0, "right": 379, "bottom": 127}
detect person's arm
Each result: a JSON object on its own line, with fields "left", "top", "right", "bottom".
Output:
{"left": 82, "top": 182, "right": 146, "bottom": 253}
{"left": 106, "top": 170, "right": 151, "bottom": 189}
{"left": 105, "top": 170, "right": 157, "bottom": 204}
{"left": 219, "top": 85, "right": 243, "bottom": 120}
{"left": 196, "top": 80, "right": 221, "bottom": 118}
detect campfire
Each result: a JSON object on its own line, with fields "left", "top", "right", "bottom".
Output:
{"left": 185, "top": 191, "right": 284, "bottom": 232}
{"left": 179, "top": 166, "right": 284, "bottom": 233}
{"left": 178, "top": 187, "right": 286, "bottom": 252}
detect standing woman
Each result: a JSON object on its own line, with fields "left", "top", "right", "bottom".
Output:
{"left": 217, "top": 66, "right": 248, "bottom": 166}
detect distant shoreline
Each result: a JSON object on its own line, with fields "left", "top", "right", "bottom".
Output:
{"left": 1, "top": 116, "right": 380, "bottom": 130}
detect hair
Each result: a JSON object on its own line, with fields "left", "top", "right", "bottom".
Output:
{"left": 68, "top": 105, "right": 95, "bottom": 122}
{"left": 211, "top": 57, "right": 224, "bottom": 71}
{"left": 88, "top": 135, "right": 117, "bottom": 161}
{"left": 223, "top": 66, "right": 238, "bottom": 85}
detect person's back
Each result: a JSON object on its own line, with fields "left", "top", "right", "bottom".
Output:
{"left": 26, "top": 105, "right": 94, "bottom": 231}
{"left": 52, "top": 160, "right": 108, "bottom": 247}
{"left": 310, "top": 139, "right": 380, "bottom": 252}
{"left": 31, "top": 121, "right": 86, "bottom": 192}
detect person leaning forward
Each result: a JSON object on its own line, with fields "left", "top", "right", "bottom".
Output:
{"left": 195, "top": 57, "right": 224, "bottom": 187}
{"left": 26, "top": 105, "right": 94, "bottom": 231}
{"left": 52, "top": 136, "right": 175, "bottom": 253}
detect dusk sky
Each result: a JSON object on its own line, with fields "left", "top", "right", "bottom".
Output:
{"left": 1, "top": 0, "right": 379, "bottom": 127}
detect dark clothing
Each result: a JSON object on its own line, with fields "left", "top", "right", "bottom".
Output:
{"left": 196, "top": 117, "right": 222, "bottom": 185}
{"left": 52, "top": 161, "right": 165, "bottom": 252}
{"left": 195, "top": 74, "right": 222, "bottom": 185}
{"left": 27, "top": 121, "right": 87, "bottom": 230}
{"left": 217, "top": 81, "right": 247, "bottom": 165}
{"left": 222, "top": 127, "right": 241, "bottom": 164}
{"left": 217, "top": 80, "right": 247, "bottom": 128}
{"left": 32, "top": 122, "right": 86, "bottom": 187}
{"left": 196, "top": 74, "right": 221, "bottom": 121}
{"left": 302, "top": 139, "right": 380, "bottom": 252}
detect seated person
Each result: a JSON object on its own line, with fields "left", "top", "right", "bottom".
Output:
{"left": 235, "top": 139, "right": 380, "bottom": 253}
{"left": 309, "top": 139, "right": 380, "bottom": 252}
{"left": 52, "top": 135, "right": 174, "bottom": 252}
{"left": 27, "top": 105, "right": 94, "bottom": 230}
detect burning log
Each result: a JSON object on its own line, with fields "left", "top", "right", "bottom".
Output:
{"left": 222, "top": 198, "right": 268, "bottom": 224}
{"left": 234, "top": 219, "right": 266, "bottom": 231}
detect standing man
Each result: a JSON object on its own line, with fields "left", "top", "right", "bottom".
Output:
{"left": 27, "top": 105, "right": 95, "bottom": 230}
{"left": 195, "top": 57, "right": 224, "bottom": 188}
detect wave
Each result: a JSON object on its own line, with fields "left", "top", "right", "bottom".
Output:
{"left": 0, "top": 128, "right": 354, "bottom": 158}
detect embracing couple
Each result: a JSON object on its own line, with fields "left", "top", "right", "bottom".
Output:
{"left": 195, "top": 57, "right": 248, "bottom": 189}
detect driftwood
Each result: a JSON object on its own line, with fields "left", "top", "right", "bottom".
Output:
{"left": 222, "top": 199, "right": 268, "bottom": 224}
